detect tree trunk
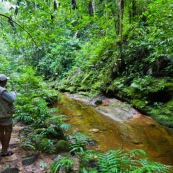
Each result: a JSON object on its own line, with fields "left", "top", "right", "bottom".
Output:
{"left": 88, "top": 0, "right": 96, "bottom": 16}
{"left": 92, "top": 0, "right": 96, "bottom": 14}
{"left": 117, "top": 0, "right": 125, "bottom": 73}
{"left": 118, "top": 0, "right": 124, "bottom": 37}
{"left": 88, "top": 1, "right": 93, "bottom": 16}
{"left": 72, "top": 0, "right": 78, "bottom": 10}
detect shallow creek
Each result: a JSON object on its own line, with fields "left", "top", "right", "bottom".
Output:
{"left": 56, "top": 93, "right": 173, "bottom": 166}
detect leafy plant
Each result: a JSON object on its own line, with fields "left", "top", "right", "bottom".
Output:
{"left": 68, "top": 132, "right": 91, "bottom": 154}
{"left": 19, "top": 112, "right": 71, "bottom": 153}
{"left": 49, "top": 155, "right": 74, "bottom": 173}
{"left": 78, "top": 149, "right": 173, "bottom": 173}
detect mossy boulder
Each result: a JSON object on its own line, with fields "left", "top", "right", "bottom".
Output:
{"left": 56, "top": 140, "right": 70, "bottom": 153}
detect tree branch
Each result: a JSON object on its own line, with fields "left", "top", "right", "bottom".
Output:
{"left": 0, "top": 13, "right": 39, "bottom": 49}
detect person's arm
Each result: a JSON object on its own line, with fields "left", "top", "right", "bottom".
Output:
{"left": 1, "top": 91, "right": 16, "bottom": 103}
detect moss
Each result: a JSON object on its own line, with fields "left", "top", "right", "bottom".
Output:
{"left": 56, "top": 140, "right": 70, "bottom": 153}
{"left": 95, "top": 99, "right": 103, "bottom": 105}
{"left": 131, "top": 99, "right": 147, "bottom": 109}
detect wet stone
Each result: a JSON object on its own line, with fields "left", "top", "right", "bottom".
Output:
{"left": 0, "top": 168, "right": 19, "bottom": 173}
{"left": 95, "top": 99, "right": 103, "bottom": 105}
{"left": 88, "top": 139, "right": 97, "bottom": 146}
{"left": 89, "top": 129, "right": 99, "bottom": 133}
{"left": 22, "top": 155, "right": 38, "bottom": 166}
{"left": 131, "top": 140, "right": 143, "bottom": 145}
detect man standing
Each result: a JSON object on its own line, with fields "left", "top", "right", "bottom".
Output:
{"left": 0, "top": 74, "right": 16, "bottom": 157}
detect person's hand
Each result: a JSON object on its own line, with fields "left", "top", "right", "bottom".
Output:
{"left": 10, "top": 91, "right": 17, "bottom": 100}
{"left": 10, "top": 91, "right": 16, "bottom": 95}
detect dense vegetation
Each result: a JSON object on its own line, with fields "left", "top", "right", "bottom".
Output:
{"left": 1, "top": 0, "right": 173, "bottom": 172}
{"left": 1, "top": 0, "right": 173, "bottom": 127}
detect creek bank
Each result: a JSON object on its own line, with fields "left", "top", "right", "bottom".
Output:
{"left": 0, "top": 124, "right": 79, "bottom": 173}
{"left": 0, "top": 125, "right": 57, "bottom": 172}
{"left": 56, "top": 93, "right": 173, "bottom": 166}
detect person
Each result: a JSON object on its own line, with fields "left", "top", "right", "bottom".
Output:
{"left": 0, "top": 74, "right": 16, "bottom": 157}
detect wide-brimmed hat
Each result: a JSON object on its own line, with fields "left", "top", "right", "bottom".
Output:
{"left": 0, "top": 74, "right": 10, "bottom": 81}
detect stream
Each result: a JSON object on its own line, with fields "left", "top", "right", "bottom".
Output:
{"left": 56, "top": 93, "right": 173, "bottom": 166}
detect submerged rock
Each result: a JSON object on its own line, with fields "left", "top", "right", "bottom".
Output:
{"left": 89, "top": 129, "right": 99, "bottom": 133}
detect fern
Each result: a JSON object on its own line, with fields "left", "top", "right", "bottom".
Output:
{"left": 79, "top": 149, "right": 173, "bottom": 173}
{"left": 49, "top": 155, "right": 74, "bottom": 173}
{"left": 47, "top": 114, "right": 68, "bottom": 124}
{"left": 131, "top": 158, "right": 173, "bottom": 173}
{"left": 68, "top": 132, "right": 91, "bottom": 154}
{"left": 97, "top": 150, "right": 122, "bottom": 173}
{"left": 60, "top": 123, "right": 72, "bottom": 131}
{"left": 19, "top": 141, "right": 36, "bottom": 151}
{"left": 80, "top": 167, "right": 98, "bottom": 173}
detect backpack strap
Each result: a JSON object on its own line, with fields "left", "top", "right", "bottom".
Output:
{"left": 0, "top": 87, "right": 6, "bottom": 96}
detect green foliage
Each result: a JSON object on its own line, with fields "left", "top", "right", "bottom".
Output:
{"left": 56, "top": 140, "right": 70, "bottom": 153}
{"left": 20, "top": 127, "right": 53, "bottom": 153}
{"left": 131, "top": 158, "right": 173, "bottom": 173}
{"left": 149, "top": 100, "right": 173, "bottom": 127}
{"left": 59, "top": 36, "right": 117, "bottom": 93}
{"left": 78, "top": 149, "right": 173, "bottom": 173}
{"left": 0, "top": 56, "right": 10, "bottom": 73}
{"left": 2, "top": 65, "right": 72, "bottom": 154}
{"left": 18, "top": 109, "right": 72, "bottom": 153}
{"left": 19, "top": 122, "right": 65, "bottom": 154}
{"left": 39, "top": 138, "right": 54, "bottom": 153}
{"left": 49, "top": 155, "right": 74, "bottom": 173}
{"left": 1, "top": 0, "right": 173, "bottom": 166}
{"left": 143, "top": 0, "right": 173, "bottom": 61}
{"left": 122, "top": 76, "right": 165, "bottom": 102}
{"left": 60, "top": 123, "right": 72, "bottom": 131}
{"left": 68, "top": 132, "right": 91, "bottom": 154}
{"left": 36, "top": 38, "right": 80, "bottom": 79}
{"left": 12, "top": 66, "right": 58, "bottom": 126}
{"left": 3, "top": 0, "right": 173, "bottom": 130}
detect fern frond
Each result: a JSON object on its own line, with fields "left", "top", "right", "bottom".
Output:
{"left": 139, "top": 158, "right": 173, "bottom": 173}
{"left": 60, "top": 123, "right": 71, "bottom": 131}
{"left": 129, "top": 149, "right": 147, "bottom": 158}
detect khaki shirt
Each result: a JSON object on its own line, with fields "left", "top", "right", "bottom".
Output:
{"left": 0, "top": 86, "right": 16, "bottom": 118}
